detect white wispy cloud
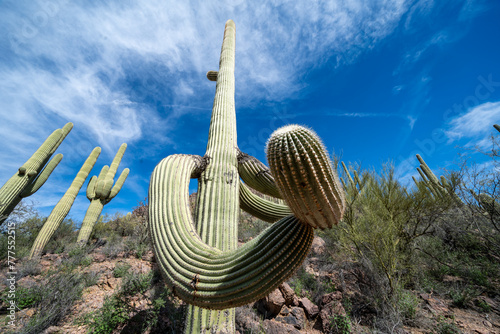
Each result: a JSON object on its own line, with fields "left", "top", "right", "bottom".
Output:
{"left": 445, "top": 101, "right": 500, "bottom": 148}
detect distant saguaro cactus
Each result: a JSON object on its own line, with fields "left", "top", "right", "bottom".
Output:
{"left": 77, "top": 143, "right": 129, "bottom": 244}
{"left": 29, "top": 147, "right": 101, "bottom": 258}
{"left": 415, "top": 154, "right": 463, "bottom": 205}
{"left": 148, "top": 20, "right": 345, "bottom": 334}
{"left": 0, "top": 123, "right": 72, "bottom": 225}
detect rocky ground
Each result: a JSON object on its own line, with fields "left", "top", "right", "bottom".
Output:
{"left": 1, "top": 236, "right": 499, "bottom": 333}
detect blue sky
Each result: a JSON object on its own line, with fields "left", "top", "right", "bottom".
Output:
{"left": 1, "top": 0, "right": 499, "bottom": 224}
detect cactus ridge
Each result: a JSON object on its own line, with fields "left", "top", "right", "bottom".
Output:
{"left": 267, "top": 125, "right": 345, "bottom": 229}
{"left": 0, "top": 123, "right": 72, "bottom": 225}
{"left": 239, "top": 180, "right": 291, "bottom": 223}
{"left": 237, "top": 150, "right": 282, "bottom": 198}
{"left": 149, "top": 154, "right": 313, "bottom": 309}
{"left": 29, "top": 147, "right": 101, "bottom": 258}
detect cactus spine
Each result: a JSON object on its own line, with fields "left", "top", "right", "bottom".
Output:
{"left": 0, "top": 123, "right": 72, "bottom": 225}
{"left": 77, "top": 144, "right": 129, "bottom": 244}
{"left": 149, "top": 20, "right": 345, "bottom": 334}
{"left": 29, "top": 147, "right": 101, "bottom": 258}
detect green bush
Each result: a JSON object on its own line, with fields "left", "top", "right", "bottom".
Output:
{"left": 113, "top": 263, "right": 131, "bottom": 278}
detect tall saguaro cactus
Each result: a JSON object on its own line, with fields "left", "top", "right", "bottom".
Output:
{"left": 77, "top": 143, "right": 129, "bottom": 244}
{"left": 29, "top": 147, "right": 101, "bottom": 258}
{"left": 0, "top": 123, "right": 72, "bottom": 225}
{"left": 149, "top": 20, "right": 345, "bottom": 334}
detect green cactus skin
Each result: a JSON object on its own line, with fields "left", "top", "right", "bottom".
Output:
{"left": 266, "top": 125, "right": 345, "bottom": 229}
{"left": 77, "top": 143, "right": 129, "bottom": 244}
{"left": 415, "top": 155, "right": 463, "bottom": 205}
{"left": 0, "top": 123, "right": 72, "bottom": 225}
{"left": 237, "top": 150, "right": 282, "bottom": 198}
{"left": 149, "top": 154, "right": 313, "bottom": 310}
{"left": 239, "top": 180, "right": 291, "bottom": 223}
{"left": 29, "top": 147, "right": 101, "bottom": 258}
{"left": 341, "top": 162, "right": 356, "bottom": 189}
{"left": 494, "top": 124, "right": 500, "bottom": 133}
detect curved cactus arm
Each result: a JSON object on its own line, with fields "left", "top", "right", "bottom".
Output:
{"left": 237, "top": 150, "right": 282, "bottom": 199}
{"left": 86, "top": 176, "right": 97, "bottom": 200}
{"left": 267, "top": 125, "right": 345, "bottom": 229}
{"left": 494, "top": 124, "right": 500, "bottom": 133}
{"left": 109, "top": 168, "right": 129, "bottom": 201}
{"left": 239, "top": 180, "right": 291, "bottom": 223}
{"left": 0, "top": 123, "right": 72, "bottom": 225}
{"left": 77, "top": 199, "right": 104, "bottom": 244}
{"left": 149, "top": 154, "right": 313, "bottom": 309}
{"left": 29, "top": 147, "right": 101, "bottom": 258}
{"left": 94, "top": 165, "right": 110, "bottom": 199}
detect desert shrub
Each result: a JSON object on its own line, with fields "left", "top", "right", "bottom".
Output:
{"left": 18, "top": 271, "right": 86, "bottom": 334}
{"left": 328, "top": 314, "right": 352, "bottom": 334}
{"left": 84, "top": 269, "right": 155, "bottom": 333}
{"left": 113, "top": 263, "right": 132, "bottom": 278}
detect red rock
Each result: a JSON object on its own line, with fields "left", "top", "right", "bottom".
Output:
{"left": 299, "top": 297, "right": 319, "bottom": 319}
{"left": 279, "top": 283, "right": 296, "bottom": 306}
{"left": 322, "top": 291, "right": 342, "bottom": 305}
{"left": 263, "top": 289, "right": 286, "bottom": 317}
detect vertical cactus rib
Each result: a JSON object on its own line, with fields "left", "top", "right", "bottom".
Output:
{"left": 237, "top": 150, "right": 283, "bottom": 199}
{"left": 77, "top": 143, "right": 129, "bottom": 244}
{"left": 239, "top": 180, "right": 292, "bottom": 223}
{"left": 149, "top": 154, "right": 314, "bottom": 310}
{"left": 0, "top": 122, "right": 72, "bottom": 225}
{"left": 29, "top": 147, "right": 101, "bottom": 258}
{"left": 267, "top": 125, "right": 346, "bottom": 229}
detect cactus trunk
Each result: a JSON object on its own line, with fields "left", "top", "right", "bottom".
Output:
{"left": 186, "top": 19, "right": 238, "bottom": 334}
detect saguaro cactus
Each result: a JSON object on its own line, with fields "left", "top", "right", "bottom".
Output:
{"left": 77, "top": 143, "right": 129, "bottom": 244}
{"left": 149, "top": 20, "right": 345, "bottom": 334}
{"left": 0, "top": 123, "right": 72, "bottom": 225}
{"left": 415, "top": 154, "right": 463, "bottom": 205}
{"left": 29, "top": 147, "right": 101, "bottom": 258}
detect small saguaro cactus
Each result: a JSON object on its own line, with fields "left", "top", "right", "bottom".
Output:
{"left": 0, "top": 123, "right": 72, "bottom": 225}
{"left": 148, "top": 20, "right": 345, "bottom": 334}
{"left": 415, "top": 154, "right": 463, "bottom": 205}
{"left": 29, "top": 147, "right": 101, "bottom": 258}
{"left": 77, "top": 143, "right": 129, "bottom": 244}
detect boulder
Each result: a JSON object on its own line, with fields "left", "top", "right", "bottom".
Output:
{"left": 299, "top": 297, "right": 319, "bottom": 319}
{"left": 279, "top": 283, "right": 296, "bottom": 306}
